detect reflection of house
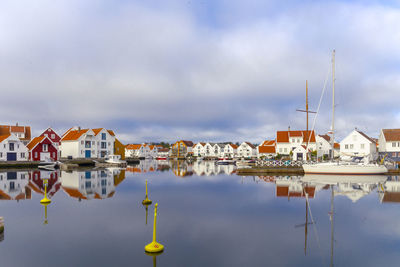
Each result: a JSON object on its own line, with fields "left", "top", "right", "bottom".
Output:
{"left": 0, "top": 171, "right": 31, "bottom": 200}
{"left": 60, "top": 127, "right": 116, "bottom": 159}
{"left": 29, "top": 170, "right": 61, "bottom": 198}
{"left": 237, "top": 142, "right": 257, "bottom": 158}
{"left": 0, "top": 124, "right": 31, "bottom": 145}
{"left": 170, "top": 160, "right": 193, "bottom": 177}
{"left": 379, "top": 176, "right": 400, "bottom": 203}
{"left": 378, "top": 129, "right": 400, "bottom": 161}
{"left": 275, "top": 177, "right": 315, "bottom": 198}
{"left": 61, "top": 169, "right": 125, "bottom": 200}
{"left": 0, "top": 134, "right": 28, "bottom": 161}
{"left": 27, "top": 136, "right": 59, "bottom": 161}
{"left": 340, "top": 129, "right": 377, "bottom": 160}
{"left": 171, "top": 141, "right": 193, "bottom": 158}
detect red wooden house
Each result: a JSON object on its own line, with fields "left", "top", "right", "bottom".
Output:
{"left": 27, "top": 136, "right": 59, "bottom": 161}
{"left": 40, "top": 127, "right": 61, "bottom": 145}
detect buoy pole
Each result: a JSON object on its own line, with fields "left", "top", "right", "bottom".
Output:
{"left": 145, "top": 203, "right": 164, "bottom": 253}
{"left": 142, "top": 180, "right": 152, "bottom": 205}
{"left": 40, "top": 179, "right": 51, "bottom": 204}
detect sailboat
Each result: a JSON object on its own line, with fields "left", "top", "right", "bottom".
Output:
{"left": 302, "top": 50, "right": 387, "bottom": 175}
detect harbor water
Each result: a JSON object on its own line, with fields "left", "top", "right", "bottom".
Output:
{"left": 0, "top": 160, "right": 399, "bottom": 266}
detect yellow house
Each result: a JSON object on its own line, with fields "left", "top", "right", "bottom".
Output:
{"left": 114, "top": 138, "right": 126, "bottom": 160}
{"left": 171, "top": 140, "right": 194, "bottom": 158}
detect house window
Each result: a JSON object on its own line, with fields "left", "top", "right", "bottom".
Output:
{"left": 43, "top": 144, "right": 48, "bottom": 152}
{"left": 53, "top": 152, "right": 56, "bottom": 158}
{"left": 101, "top": 142, "right": 107, "bottom": 149}
{"left": 85, "top": 141, "right": 91, "bottom": 148}
{"left": 9, "top": 143, "right": 14, "bottom": 151}
{"left": 51, "top": 134, "right": 55, "bottom": 139}
{"left": 102, "top": 133, "right": 106, "bottom": 140}
{"left": 34, "top": 152, "right": 38, "bottom": 158}
{"left": 360, "top": 144, "right": 365, "bottom": 149}
{"left": 350, "top": 144, "right": 354, "bottom": 149}
{"left": 393, "top": 142, "right": 397, "bottom": 147}
{"left": 345, "top": 144, "right": 348, "bottom": 149}
{"left": 21, "top": 153, "right": 25, "bottom": 158}
{"left": 92, "top": 141, "right": 95, "bottom": 145}
{"left": 0, "top": 152, "right": 2, "bottom": 157}
{"left": 81, "top": 140, "right": 84, "bottom": 145}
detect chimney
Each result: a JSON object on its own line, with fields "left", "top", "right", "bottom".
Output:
{"left": 78, "top": 126, "right": 81, "bottom": 132}
{"left": 16, "top": 122, "right": 18, "bottom": 126}
{"left": 288, "top": 126, "right": 291, "bottom": 131}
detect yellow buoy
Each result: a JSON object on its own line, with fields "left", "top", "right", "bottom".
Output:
{"left": 145, "top": 203, "right": 164, "bottom": 253}
{"left": 142, "top": 180, "right": 152, "bottom": 205}
{"left": 40, "top": 179, "right": 51, "bottom": 204}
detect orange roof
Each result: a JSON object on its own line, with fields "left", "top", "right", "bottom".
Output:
{"left": 0, "top": 134, "right": 11, "bottom": 143}
{"left": 61, "top": 129, "right": 89, "bottom": 141}
{"left": 258, "top": 146, "right": 276, "bottom": 153}
{"left": 62, "top": 187, "right": 87, "bottom": 199}
{"left": 334, "top": 142, "right": 340, "bottom": 149}
{"left": 382, "top": 129, "right": 400, "bottom": 142}
{"left": 229, "top": 144, "right": 238, "bottom": 149}
{"left": 107, "top": 130, "right": 115, "bottom": 136}
{"left": 260, "top": 140, "right": 275, "bottom": 146}
{"left": 27, "top": 136, "right": 45, "bottom": 150}
{"left": 92, "top": 128, "right": 115, "bottom": 136}
{"left": 0, "top": 189, "right": 11, "bottom": 200}
{"left": 276, "top": 130, "right": 316, "bottom": 143}
{"left": 0, "top": 125, "right": 31, "bottom": 141}
{"left": 126, "top": 144, "right": 141, "bottom": 150}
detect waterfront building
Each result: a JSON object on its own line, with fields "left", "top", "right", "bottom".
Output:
{"left": 0, "top": 124, "right": 31, "bottom": 145}
{"left": 203, "top": 143, "right": 215, "bottom": 157}
{"left": 156, "top": 147, "right": 170, "bottom": 158}
{"left": 125, "top": 144, "right": 141, "bottom": 158}
{"left": 223, "top": 143, "right": 238, "bottom": 158}
{"left": 0, "top": 134, "right": 28, "bottom": 161}
{"left": 237, "top": 142, "right": 257, "bottom": 158}
{"left": 60, "top": 127, "right": 116, "bottom": 159}
{"left": 27, "top": 136, "right": 59, "bottom": 161}
{"left": 39, "top": 127, "right": 62, "bottom": 159}
{"left": 170, "top": 140, "right": 193, "bottom": 158}
{"left": 292, "top": 145, "right": 311, "bottom": 161}
{"left": 257, "top": 140, "right": 276, "bottom": 158}
{"left": 378, "top": 129, "right": 400, "bottom": 161}
{"left": 275, "top": 130, "right": 316, "bottom": 158}
{"left": 193, "top": 143, "right": 206, "bottom": 157}
{"left": 114, "top": 138, "right": 126, "bottom": 160}
{"left": 339, "top": 129, "right": 377, "bottom": 160}
{"left": 213, "top": 143, "right": 226, "bottom": 158}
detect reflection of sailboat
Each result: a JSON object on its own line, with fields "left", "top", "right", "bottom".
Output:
{"left": 303, "top": 50, "right": 387, "bottom": 175}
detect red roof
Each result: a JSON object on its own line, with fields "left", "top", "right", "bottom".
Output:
{"left": 258, "top": 146, "right": 276, "bottom": 153}
{"left": 0, "top": 125, "right": 31, "bottom": 141}
{"left": 276, "top": 130, "right": 316, "bottom": 143}
{"left": 382, "top": 129, "right": 400, "bottom": 142}
{"left": 228, "top": 144, "right": 238, "bottom": 149}
{"left": 261, "top": 140, "right": 275, "bottom": 146}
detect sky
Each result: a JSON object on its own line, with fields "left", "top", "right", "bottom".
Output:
{"left": 1, "top": 0, "right": 400, "bottom": 144}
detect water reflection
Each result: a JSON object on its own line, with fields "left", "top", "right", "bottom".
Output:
{"left": 127, "top": 159, "right": 237, "bottom": 177}
{"left": 60, "top": 169, "right": 126, "bottom": 201}
{"left": 379, "top": 176, "right": 400, "bottom": 203}
{"left": 0, "top": 171, "right": 30, "bottom": 200}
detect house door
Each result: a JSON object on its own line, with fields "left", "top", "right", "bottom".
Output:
{"left": 85, "top": 150, "right": 91, "bottom": 158}
{"left": 40, "top": 152, "right": 50, "bottom": 161}
{"left": 297, "top": 153, "right": 303, "bottom": 160}
{"left": 7, "top": 153, "right": 17, "bottom": 161}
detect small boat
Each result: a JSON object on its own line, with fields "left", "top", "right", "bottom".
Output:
{"left": 105, "top": 154, "right": 126, "bottom": 164}
{"left": 216, "top": 159, "right": 236, "bottom": 165}
{"left": 38, "top": 159, "right": 59, "bottom": 170}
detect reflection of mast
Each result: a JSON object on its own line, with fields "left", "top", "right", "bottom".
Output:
{"left": 305, "top": 197, "right": 308, "bottom": 255}
{"left": 145, "top": 251, "right": 163, "bottom": 267}
{"left": 329, "top": 185, "right": 335, "bottom": 267}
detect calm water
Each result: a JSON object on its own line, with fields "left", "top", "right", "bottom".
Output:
{"left": 0, "top": 160, "right": 399, "bottom": 267}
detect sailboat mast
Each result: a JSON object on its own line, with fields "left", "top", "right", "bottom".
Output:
{"left": 331, "top": 50, "right": 336, "bottom": 159}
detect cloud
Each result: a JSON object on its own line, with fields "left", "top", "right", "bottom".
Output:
{"left": 0, "top": 0, "right": 399, "bottom": 143}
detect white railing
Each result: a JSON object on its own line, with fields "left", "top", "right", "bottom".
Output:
{"left": 255, "top": 160, "right": 304, "bottom": 167}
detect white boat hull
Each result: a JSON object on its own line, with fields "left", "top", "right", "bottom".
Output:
{"left": 303, "top": 163, "right": 388, "bottom": 175}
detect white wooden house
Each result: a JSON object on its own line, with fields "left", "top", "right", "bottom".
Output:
{"left": 193, "top": 143, "right": 206, "bottom": 157}
{"left": 292, "top": 145, "right": 311, "bottom": 161}
{"left": 203, "top": 143, "right": 215, "bottom": 157}
{"left": 378, "top": 129, "right": 400, "bottom": 161}
{"left": 223, "top": 144, "right": 238, "bottom": 158}
{"left": 213, "top": 144, "right": 225, "bottom": 158}
{"left": 257, "top": 140, "right": 276, "bottom": 158}
{"left": 339, "top": 129, "right": 377, "bottom": 160}
{"left": 0, "top": 134, "right": 28, "bottom": 161}
{"left": 237, "top": 142, "right": 257, "bottom": 158}
{"left": 275, "top": 130, "right": 316, "bottom": 157}
{"left": 60, "top": 127, "right": 115, "bottom": 159}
